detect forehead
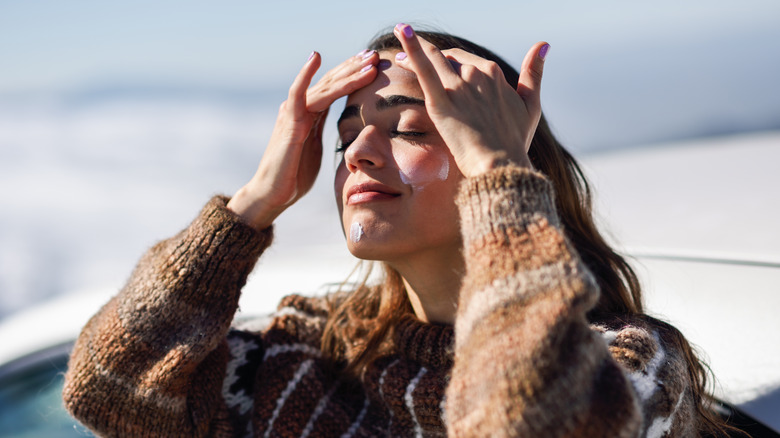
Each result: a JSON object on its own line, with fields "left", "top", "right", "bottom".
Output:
{"left": 345, "top": 54, "right": 423, "bottom": 106}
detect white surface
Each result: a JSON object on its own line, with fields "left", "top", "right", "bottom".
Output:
{"left": 637, "top": 258, "right": 780, "bottom": 416}
{"left": 0, "top": 288, "right": 112, "bottom": 366}
{"left": 582, "top": 132, "right": 780, "bottom": 430}
{"left": 582, "top": 132, "right": 780, "bottom": 260}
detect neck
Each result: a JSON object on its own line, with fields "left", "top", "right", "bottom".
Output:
{"left": 388, "top": 244, "right": 464, "bottom": 325}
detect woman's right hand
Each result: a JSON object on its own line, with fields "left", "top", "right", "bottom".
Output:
{"left": 392, "top": 24, "right": 546, "bottom": 177}
{"left": 228, "top": 50, "right": 379, "bottom": 230}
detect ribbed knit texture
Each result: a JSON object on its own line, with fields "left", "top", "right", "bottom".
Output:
{"left": 64, "top": 168, "right": 696, "bottom": 437}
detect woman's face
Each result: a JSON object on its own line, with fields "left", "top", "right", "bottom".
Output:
{"left": 334, "top": 53, "right": 464, "bottom": 264}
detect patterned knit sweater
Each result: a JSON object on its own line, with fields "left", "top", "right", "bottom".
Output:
{"left": 63, "top": 166, "right": 697, "bottom": 437}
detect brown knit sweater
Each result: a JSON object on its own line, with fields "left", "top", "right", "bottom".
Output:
{"left": 63, "top": 166, "right": 697, "bottom": 437}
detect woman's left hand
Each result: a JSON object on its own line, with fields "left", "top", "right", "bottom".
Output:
{"left": 227, "top": 50, "right": 379, "bottom": 230}
{"left": 392, "top": 23, "right": 548, "bottom": 177}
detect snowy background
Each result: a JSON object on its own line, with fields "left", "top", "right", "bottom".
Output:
{"left": 1, "top": 0, "right": 779, "bottom": 320}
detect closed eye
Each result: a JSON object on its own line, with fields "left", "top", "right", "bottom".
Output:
{"left": 391, "top": 130, "right": 426, "bottom": 144}
{"left": 336, "top": 129, "right": 427, "bottom": 155}
{"left": 335, "top": 138, "right": 354, "bottom": 154}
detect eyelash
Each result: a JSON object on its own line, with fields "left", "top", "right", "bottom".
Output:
{"left": 336, "top": 130, "right": 425, "bottom": 154}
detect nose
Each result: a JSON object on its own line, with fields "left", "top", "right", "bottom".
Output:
{"left": 343, "top": 126, "right": 387, "bottom": 173}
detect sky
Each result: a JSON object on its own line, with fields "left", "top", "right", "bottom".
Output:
{"left": 2, "top": 0, "right": 779, "bottom": 150}
{"left": 1, "top": 1, "right": 778, "bottom": 92}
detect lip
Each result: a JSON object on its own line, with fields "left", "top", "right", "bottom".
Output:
{"left": 346, "top": 182, "right": 401, "bottom": 205}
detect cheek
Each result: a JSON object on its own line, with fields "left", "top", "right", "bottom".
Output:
{"left": 395, "top": 148, "right": 451, "bottom": 188}
{"left": 334, "top": 164, "right": 348, "bottom": 214}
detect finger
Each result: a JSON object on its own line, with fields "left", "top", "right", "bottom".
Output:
{"left": 392, "top": 24, "right": 457, "bottom": 105}
{"left": 316, "top": 49, "right": 378, "bottom": 85}
{"left": 441, "top": 48, "right": 505, "bottom": 81}
{"left": 288, "top": 51, "right": 323, "bottom": 114}
{"left": 307, "top": 109, "right": 329, "bottom": 146}
{"left": 516, "top": 42, "right": 549, "bottom": 104}
{"left": 306, "top": 50, "right": 379, "bottom": 113}
{"left": 300, "top": 109, "right": 327, "bottom": 182}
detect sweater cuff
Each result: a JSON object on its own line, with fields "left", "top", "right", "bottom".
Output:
{"left": 456, "top": 166, "right": 559, "bottom": 247}
{"left": 191, "top": 195, "right": 274, "bottom": 260}
{"left": 161, "top": 195, "right": 274, "bottom": 300}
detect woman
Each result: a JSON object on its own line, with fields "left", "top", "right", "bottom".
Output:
{"left": 63, "top": 24, "right": 728, "bottom": 436}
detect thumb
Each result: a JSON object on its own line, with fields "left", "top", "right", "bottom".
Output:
{"left": 309, "top": 109, "right": 328, "bottom": 145}
{"left": 517, "top": 42, "right": 550, "bottom": 103}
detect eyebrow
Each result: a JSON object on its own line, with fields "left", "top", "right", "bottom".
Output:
{"left": 337, "top": 95, "right": 425, "bottom": 127}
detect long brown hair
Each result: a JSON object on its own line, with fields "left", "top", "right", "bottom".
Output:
{"left": 322, "top": 29, "right": 735, "bottom": 436}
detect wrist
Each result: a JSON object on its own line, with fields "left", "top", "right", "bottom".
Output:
{"left": 227, "top": 187, "right": 281, "bottom": 231}
{"left": 463, "top": 150, "right": 533, "bottom": 177}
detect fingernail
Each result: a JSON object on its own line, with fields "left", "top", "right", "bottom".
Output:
{"left": 360, "top": 64, "right": 373, "bottom": 73}
{"left": 362, "top": 49, "right": 376, "bottom": 60}
{"left": 356, "top": 49, "right": 368, "bottom": 58}
{"left": 396, "top": 23, "right": 414, "bottom": 39}
{"left": 539, "top": 44, "right": 550, "bottom": 61}
{"left": 395, "top": 52, "right": 407, "bottom": 61}
{"left": 308, "top": 51, "right": 315, "bottom": 61}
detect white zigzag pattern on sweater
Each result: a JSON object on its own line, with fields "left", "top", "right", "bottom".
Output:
{"left": 223, "top": 335, "right": 259, "bottom": 415}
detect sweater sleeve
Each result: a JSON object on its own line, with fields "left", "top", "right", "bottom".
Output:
{"left": 446, "top": 166, "right": 696, "bottom": 437}
{"left": 63, "top": 196, "right": 273, "bottom": 438}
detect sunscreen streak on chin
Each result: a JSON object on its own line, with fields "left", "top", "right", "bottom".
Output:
{"left": 350, "top": 222, "right": 364, "bottom": 243}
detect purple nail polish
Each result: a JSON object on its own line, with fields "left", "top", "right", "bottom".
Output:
{"left": 539, "top": 44, "right": 550, "bottom": 60}
{"left": 308, "top": 51, "right": 315, "bottom": 61}
{"left": 395, "top": 23, "right": 414, "bottom": 38}
{"left": 356, "top": 49, "right": 368, "bottom": 58}
{"left": 360, "top": 64, "right": 372, "bottom": 73}
{"left": 362, "top": 50, "right": 376, "bottom": 60}
{"left": 395, "top": 52, "right": 407, "bottom": 61}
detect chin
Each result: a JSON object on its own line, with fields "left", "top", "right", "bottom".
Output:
{"left": 344, "top": 234, "right": 410, "bottom": 264}
{"left": 346, "top": 241, "right": 386, "bottom": 262}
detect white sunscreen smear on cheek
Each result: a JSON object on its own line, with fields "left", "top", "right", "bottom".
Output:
{"left": 437, "top": 156, "right": 449, "bottom": 180}
{"left": 398, "top": 153, "right": 450, "bottom": 190}
{"left": 399, "top": 169, "right": 412, "bottom": 185}
{"left": 350, "top": 222, "right": 364, "bottom": 243}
